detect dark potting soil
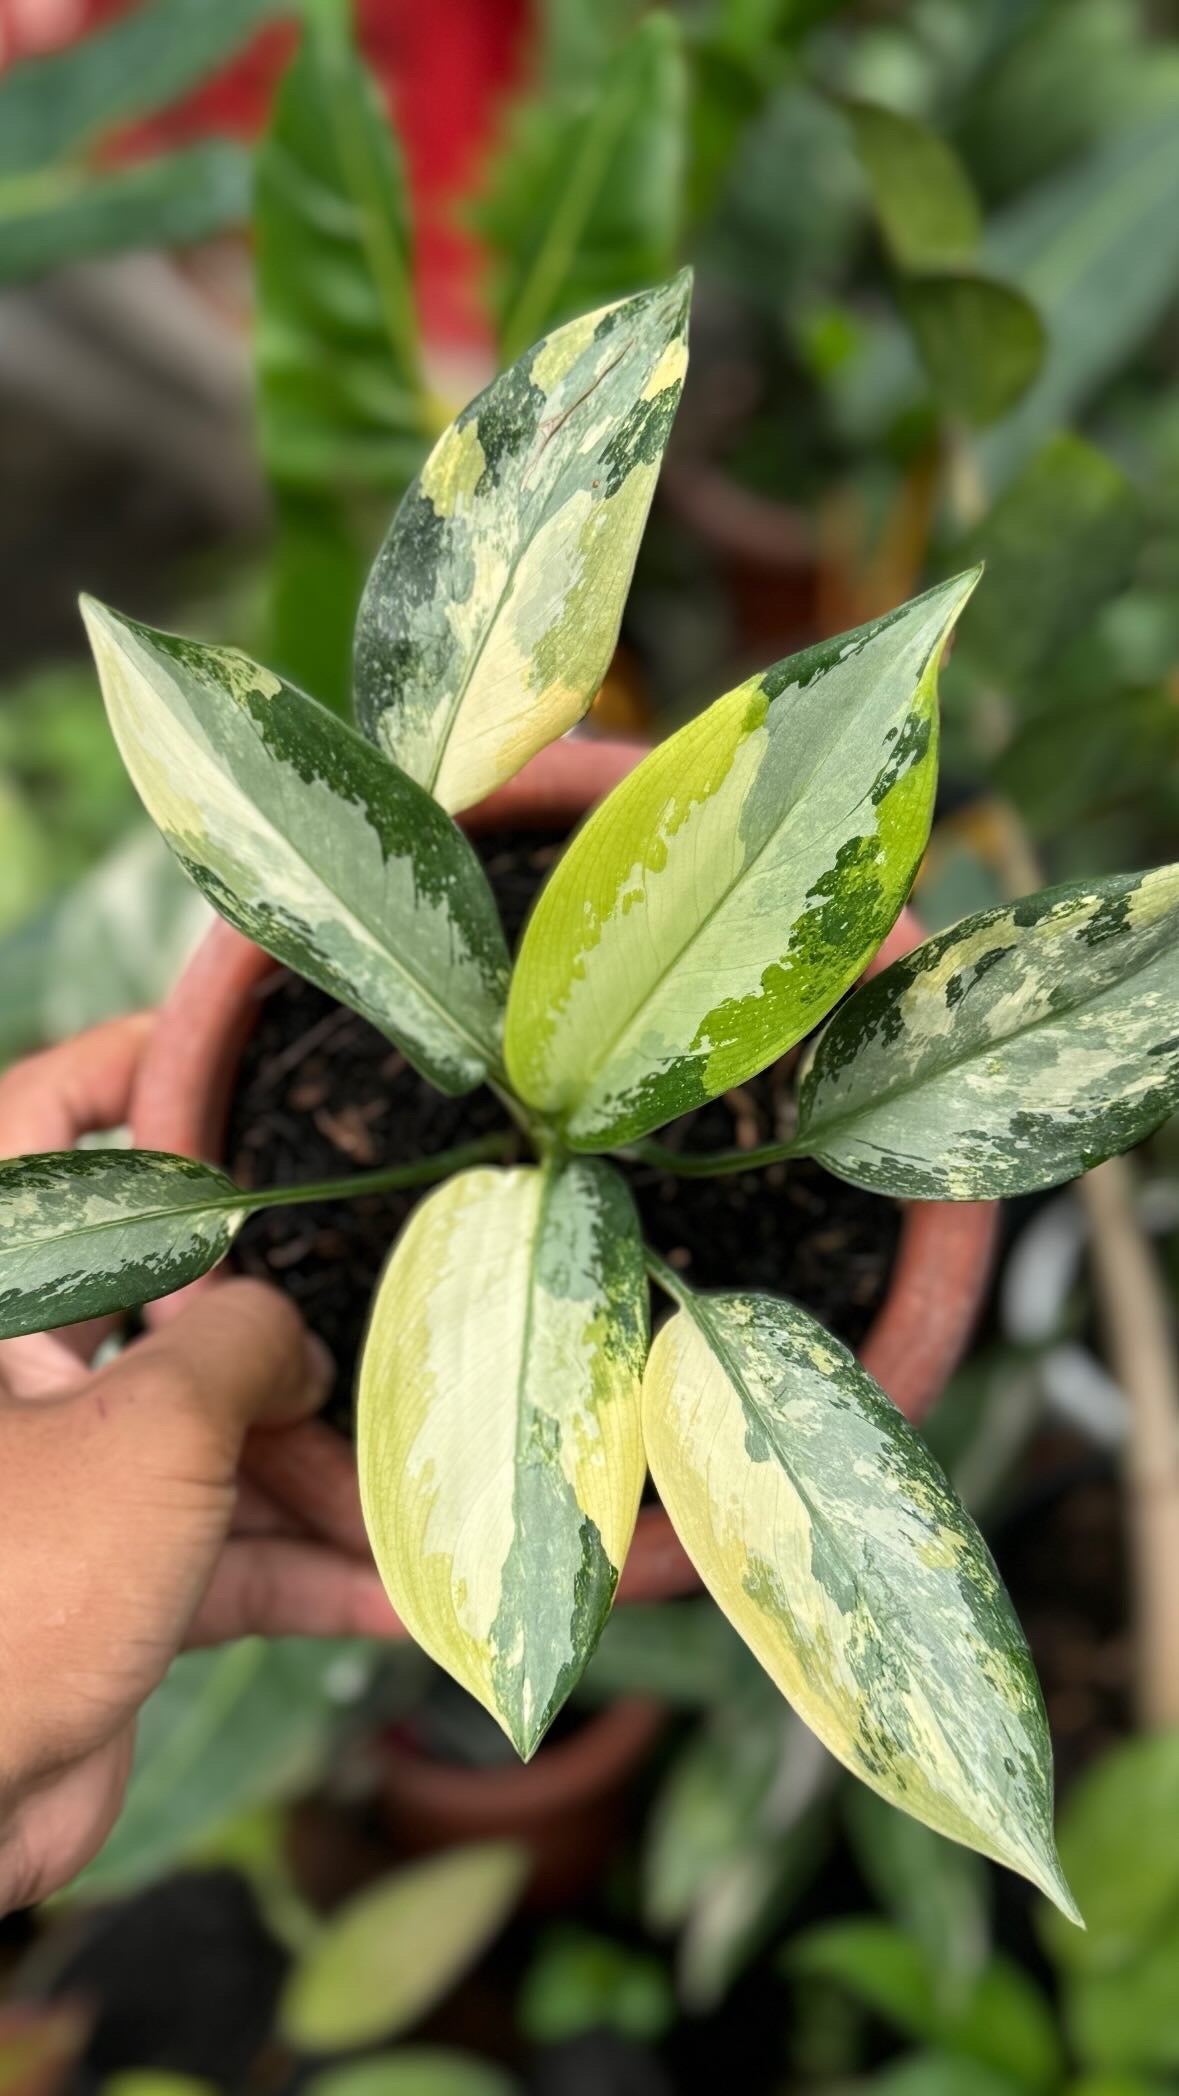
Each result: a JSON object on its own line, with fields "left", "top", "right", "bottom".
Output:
{"left": 225, "top": 830, "right": 901, "bottom": 1430}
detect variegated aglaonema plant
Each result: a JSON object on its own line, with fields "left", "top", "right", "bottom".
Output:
{"left": 7, "top": 275, "right": 1179, "bottom": 1924}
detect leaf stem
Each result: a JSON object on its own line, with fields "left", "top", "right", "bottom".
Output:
{"left": 644, "top": 1245, "right": 693, "bottom": 1308}
{"left": 627, "top": 1135, "right": 805, "bottom": 1179}
{"left": 243, "top": 1133, "right": 513, "bottom": 1213}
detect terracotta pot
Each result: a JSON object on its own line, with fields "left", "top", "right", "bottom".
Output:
{"left": 133, "top": 734, "right": 998, "bottom": 1457}
{"left": 131, "top": 734, "right": 997, "bottom": 1860}
{"left": 380, "top": 1695, "right": 665, "bottom": 1909}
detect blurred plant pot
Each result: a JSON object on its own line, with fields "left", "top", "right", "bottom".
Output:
{"left": 379, "top": 1694, "right": 665, "bottom": 1909}
{"left": 662, "top": 458, "right": 821, "bottom": 659}
{"left": 131, "top": 735, "right": 997, "bottom": 1857}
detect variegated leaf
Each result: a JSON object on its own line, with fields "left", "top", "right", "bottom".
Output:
{"left": 0, "top": 1150, "right": 243, "bottom": 1338}
{"left": 353, "top": 276, "right": 690, "bottom": 814}
{"left": 358, "top": 1161, "right": 648, "bottom": 1758}
{"left": 81, "top": 600, "right": 509, "bottom": 1095}
{"left": 505, "top": 572, "right": 979, "bottom": 1150}
{"left": 643, "top": 1287, "right": 1079, "bottom": 1919}
{"left": 796, "top": 865, "right": 1179, "bottom": 1199}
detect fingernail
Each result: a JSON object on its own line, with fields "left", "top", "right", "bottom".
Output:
{"left": 302, "top": 1333, "right": 336, "bottom": 1408}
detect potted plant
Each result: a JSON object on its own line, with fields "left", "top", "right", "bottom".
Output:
{"left": 6, "top": 275, "right": 1177, "bottom": 1925}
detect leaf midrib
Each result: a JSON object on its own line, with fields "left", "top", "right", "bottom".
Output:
{"left": 110, "top": 641, "right": 503, "bottom": 1079}
{"left": 803, "top": 890, "right": 1177, "bottom": 1146}
{"left": 558, "top": 683, "right": 929, "bottom": 1130}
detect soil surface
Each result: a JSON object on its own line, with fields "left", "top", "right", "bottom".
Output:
{"left": 225, "top": 829, "right": 901, "bottom": 1430}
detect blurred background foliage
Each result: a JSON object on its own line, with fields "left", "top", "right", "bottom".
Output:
{"left": 4, "top": 0, "right": 1179, "bottom": 2090}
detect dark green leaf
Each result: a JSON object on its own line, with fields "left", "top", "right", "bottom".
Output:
{"left": 901, "top": 272, "right": 1045, "bottom": 426}
{"left": 479, "top": 11, "right": 688, "bottom": 363}
{"left": 0, "top": 0, "right": 281, "bottom": 177}
{"left": 953, "top": 436, "right": 1141, "bottom": 690}
{"left": 254, "top": 13, "right": 430, "bottom": 708}
{"left": 0, "top": 143, "right": 250, "bottom": 285}
{"left": 71, "top": 1639, "right": 375, "bottom": 1899}
{"left": 979, "top": 108, "right": 1179, "bottom": 490}
{"left": 789, "top": 1922, "right": 1061, "bottom": 2089}
{"left": 843, "top": 1785, "right": 991, "bottom": 2001}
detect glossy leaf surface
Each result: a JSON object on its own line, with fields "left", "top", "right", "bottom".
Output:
{"left": 354, "top": 277, "right": 689, "bottom": 813}
{"left": 82, "top": 601, "right": 509, "bottom": 1094}
{"left": 358, "top": 1162, "right": 648, "bottom": 1757}
{"left": 0, "top": 1150, "right": 242, "bottom": 1339}
{"left": 642, "top": 1287, "right": 1078, "bottom": 1916}
{"left": 507, "top": 573, "right": 976, "bottom": 1149}
{"left": 797, "top": 867, "right": 1179, "bottom": 1199}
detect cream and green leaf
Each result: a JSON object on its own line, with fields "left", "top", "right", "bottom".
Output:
{"left": 0, "top": 1150, "right": 244, "bottom": 1339}
{"left": 796, "top": 865, "right": 1179, "bottom": 1199}
{"left": 353, "top": 274, "right": 690, "bottom": 814}
{"left": 357, "top": 1160, "right": 649, "bottom": 1758}
{"left": 641, "top": 1284, "right": 1079, "bottom": 1919}
{"left": 81, "top": 600, "right": 509, "bottom": 1095}
{"left": 505, "top": 570, "right": 979, "bottom": 1150}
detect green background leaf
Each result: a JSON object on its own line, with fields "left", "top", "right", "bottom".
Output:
{"left": 846, "top": 100, "right": 981, "bottom": 271}
{"left": 279, "top": 1845, "right": 528, "bottom": 2052}
{"left": 901, "top": 273, "right": 1046, "bottom": 427}
{"left": 480, "top": 11, "right": 688, "bottom": 364}
{"left": 254, "top": 13, "right": 430, "bottom": 709}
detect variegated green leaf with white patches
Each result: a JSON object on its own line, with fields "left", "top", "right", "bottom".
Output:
{"left": 505, "top": 571, "right": 979, "bottom": 1151}
{"left": 81, "top": 599, "right": 509, "bottom": 1095}
{"left": 796, "top": 865, "right": 1179, "bottom": 1199}
{"left": 0, "top": 1150, "right": 245, "bottom": 1338}
{"left": 353, "top": 276, "right": 690, "bottom": 814}
{"left": 357, "top": 1161, "right": 649, "bottom": 1758}
{"left": 642, "top": 1287, "right": 1079, "bottom": 1920}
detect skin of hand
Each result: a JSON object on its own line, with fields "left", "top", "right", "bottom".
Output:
{"left": 0, "top": 1015, "right": 402, "bottom": 1916}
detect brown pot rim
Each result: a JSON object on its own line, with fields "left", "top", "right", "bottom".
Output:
{"left": 381, "top": 1692, "right": 665, "bottom": 1828}
{"left": 131, "top": 734, "right": 999, "bottom": 1613}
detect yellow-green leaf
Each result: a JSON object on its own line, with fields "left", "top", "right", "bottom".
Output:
{"left": 278, "top": 1844, "right": 527, "bottom": 2053}
{"left": 846, "top": 100, "right": 981, "bottom": 271}
{"left": 358, "top": 1162, "right": 648, "bottom": 1758}
{"left": 795, "top": 866, "right": 1179, "bottom": 1199}
{"left": 642, "top": 1286, "right": 1079, "bottom": 1919}
{"left": 506, "top": 572, "right": 978, "bottom": 1150}
{"left": 353, "top": 275, "right": 689, "bottom": 814}
{"left": 81, "top": 599, "right": 508, "bottom": 1095}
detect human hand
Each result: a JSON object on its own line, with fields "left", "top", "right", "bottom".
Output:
{"left": 0, "top": 1016, "right": 399, "bottom": 1913}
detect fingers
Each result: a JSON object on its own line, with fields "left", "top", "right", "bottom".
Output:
{"left": 187, "top": 1538, "right": 405, "bottom": 1644}
{"left": 0, "top": 1014, "right": 153, "bottom": 1156}
{"left": 243, "top": 1419, "right": 369, "bottom": 1555}
{"left": 98, "top": 1277, "right": 336, "bottom": 1480}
